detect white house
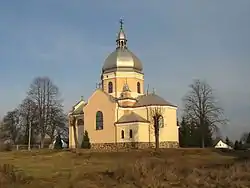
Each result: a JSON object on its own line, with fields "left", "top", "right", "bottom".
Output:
{"left": 214, "top": 139, "right": 233, "bottom": 150}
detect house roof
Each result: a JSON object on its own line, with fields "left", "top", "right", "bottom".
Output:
{"left": 116, "top": 112, "right": 150, "bottom": 124}
{"left": 72, "top": 107, "right": 84, "bottom": 115}
{"left": 213, "top": 138, "right": 222, "bottom": 146}
{"left": 213, "top": 138, "right": 234, "bottom": 147}
{"left": 134, "top": 93, "right": 177, "bottom": 107}
{"left": 71, "top": 101, "right": 86, "bottom": 115}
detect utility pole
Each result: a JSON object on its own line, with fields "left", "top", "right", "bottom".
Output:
{"left": 147, "top": 84, "right": 149, "bottom": 95}
{"left": 28, "top": 120, "right": 31, "bottom": 151}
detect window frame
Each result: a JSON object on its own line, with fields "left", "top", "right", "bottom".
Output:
{"left": 96, "top": 111, "right": 104, "bottom": 130}
{"left": 108, "top": 82, "right": 113, "bottom": 93}
{"left": 159, "top": 115, "right": 164, "bottom": 128}
{"left": 77, "top": 119, "right": 84, "bottom": 126}
{"left": 129, "top": 129, "right": 133, "bottom": 138}
{"left": 121, "top": 130, "right": 124, "bottom": 139}
{"left": 137, "top": 82, "right": 141, "bottom": 93}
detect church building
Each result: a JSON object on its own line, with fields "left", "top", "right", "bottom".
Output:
{"left": 68, "top": 20, "right": 179, "bottom": 150}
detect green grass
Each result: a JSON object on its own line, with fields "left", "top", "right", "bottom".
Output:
{"left": 0, "top": 148, "right": 249, "bottom": 188}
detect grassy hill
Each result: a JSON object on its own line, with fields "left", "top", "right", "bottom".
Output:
{"left": 0, "top": 148, "right": 249, "bottom": 188}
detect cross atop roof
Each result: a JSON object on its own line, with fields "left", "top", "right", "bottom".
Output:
{"left": 119, "top": 18, "right": 124, "bottom": 29}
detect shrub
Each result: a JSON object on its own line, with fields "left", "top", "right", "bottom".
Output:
{"left": 54, "top": 135, "right": 63, "bottom": 149}
{"left": 0, "top": 142, "right": 12, "bottom": 152}
{"left": 81, "top": 131, "right": 91, "bottom": 149}
{"left": 0, "top": 164, "right": 33, "bottom": 185}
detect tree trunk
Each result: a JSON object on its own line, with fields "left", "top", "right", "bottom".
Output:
{"left": 200, "top": 120, "right": 205, "bottom": 148}
{"left": 154, "top": 117, "right": 160, "bottom": 150}
{"left": 201, "top": 136, "right": 205, "bottom": 148}
{"left": 40, "top": 133, "right": 45, "bottom": 148}
{"left": 155, "top": 131, "right": 159, "bottom": 150}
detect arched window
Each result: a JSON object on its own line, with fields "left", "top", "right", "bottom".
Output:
{"left": 108, "top": 82, "right": 113, "bottom": 93}
{"left": 137, "top": 82, "right": 141, "bottom": 93}
{"left": 96, "top": 111, "right": 103, "bottom": 130}
{"left": 129, "top": 129, "right": 133, "bottom": 138}
{"left": 77, "top": 119, "right": 84, "bottom": 126}
{"left": 159, "top": 116, "right": 164, "bottom": 128}
{"left": 121, "top": 130, "right": 124, "bottom": 139}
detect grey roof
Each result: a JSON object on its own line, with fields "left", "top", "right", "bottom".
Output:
{"left": 102, "top": 48, "right": 143, "bottom": 73}
{"left": 213, "top": 138, "right": 223, "bottom": 146}
{"left": 134, "top": 93, "right": 177, "bottom": 107}
{"left": 116, "top": 112, "right": 149, "bottom": 124}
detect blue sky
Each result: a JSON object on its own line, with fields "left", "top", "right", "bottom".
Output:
{"left": 0, "top": 1, "right": 249, "bottom": 140}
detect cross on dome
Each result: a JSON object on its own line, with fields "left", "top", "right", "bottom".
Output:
{"left": 116, "top": 18, "right": 127, "bottom": 48}
{"left": 119, "top": 18, "right": 124, "bottom": 30}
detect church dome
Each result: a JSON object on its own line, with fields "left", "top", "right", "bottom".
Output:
{"left": 102, "top": 19, "right": 143, "bottom": 74}
{"left": 102, "top": 48, "right": 143, "bottom": 73}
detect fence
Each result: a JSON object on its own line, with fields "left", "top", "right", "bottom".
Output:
{"left": 13, "top": 144, "right": 41, "bottom": 151}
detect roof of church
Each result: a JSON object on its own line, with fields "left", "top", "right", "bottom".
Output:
{"left": 134, "top": 93, "right": 177, "bottom": 107}
{"left": 116, "top": 112, "right": 149, "bottom": 124}
{"left": 71, "top": 102, "right": 85, "bottom": 115}
{"left": 69, "top": 97, "right": 85, "bottom": 115}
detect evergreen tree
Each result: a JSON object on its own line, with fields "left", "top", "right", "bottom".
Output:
{"left": 54, "top": 134, "right": 63, "bottom": 149}
{"left": 246, "top": 132, "right": 250, "bottom": 144}
{"left": 203, "top": 121, "right": 213, "bottom": 147}
{"left": 239, "top": 141, "right": 243, "bottom": 150}
{"left": 234, "top": 140, "right": 239, "bottom": 150}
{"left": 179, "top": 117, "right": 191, "bottom": 147}
{"left": 189, "top": 121, "right": 200, "bottom": 147}
{"left": 225, "top": 137, "right": 230, "bottom": 145}
{"left": 179, "top": 116, "right": 213, "bottom": 148}
{"left": 81, "top": 130, "right": 91, "bottom": 149}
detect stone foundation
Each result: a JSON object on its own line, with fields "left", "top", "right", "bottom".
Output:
{"left": 90, "top": 141, "right": 179, "bottom": 151}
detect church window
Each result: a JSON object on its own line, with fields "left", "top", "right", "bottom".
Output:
{"left": 77, "top": 119, "right": 84, "bottom": 126}
{"left": 121, "top": 130, "right": 124, "bottom": 139}
{"left": 96, "top": 111, "right": 103, "bottom": 130}
{"left": 159, "top": 116, "right": 164, "bottom": 128}
{"left": 108, "top": 82, "right": 113, "bottom": 93}
{"left": 137, "top": 82, "right": 141, "bottom": 93}
{"left": 129, "top": 129, "right": 133, "bottom": 138}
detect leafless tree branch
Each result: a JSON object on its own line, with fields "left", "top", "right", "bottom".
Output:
{"left": 183, "top": 79, "right": 227, "bottom": 148}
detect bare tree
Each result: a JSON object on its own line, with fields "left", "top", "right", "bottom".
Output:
{"left": 46, "top": 103, "right": 67, "bottom": 143}
{"left": 183, "top": 79, "right": 227, "bottom": 148}
{"left": 150, "top": 106, "right": 164, "bottom": 150}
{"left": 240, "top": 132, "right": 248, "bottom": 143}
{"left": 19, "top": 97, "right": 38, "bottom": 145}
{"left": 27, "top": 77, "right": 61, "bottom": 148}
{"left": 1, "top": 109, "right": 22, "bottom": 144}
